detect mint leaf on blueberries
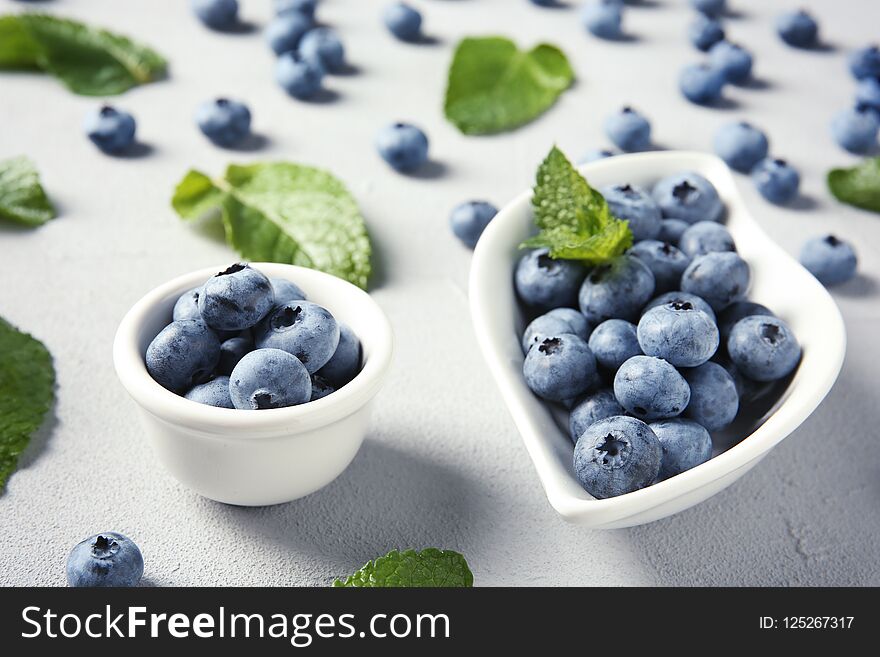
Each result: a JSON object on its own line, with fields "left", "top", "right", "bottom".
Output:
{"left": 0, "top": 156, "right": 55, "bottom": 227}
{"left": 0, "top": 14, "right": 166, "bottom": 96}
{"left": 444, "top": 36, "right": 574, "bottom": 135}
{"left": 172, "top": 162, "right": 372, "bottom": 290}
{"left": 334, "top": 548, "right": 474, "bottom": 588}
{"left": 828, "top": 157, "right": 880, "bottom": 214}
{"left": 521, "top": 146, "right": 633, "bottom": 264}
{"left": 0, "top": 317, "right": 55, "bottom": 492}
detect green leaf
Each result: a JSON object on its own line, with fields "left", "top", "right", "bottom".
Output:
{"left": 0, "top": 317, "right": 55, "bottom": 492}
{"left": 0, "top": 14, "right": 166, "bottom": 96}
{"left": 444, "top": 36, "right": 574, "bottom": 135}
{"left": 171, "top": 162, "right": 372, "bottom": 290}
{"left": 521, "top": 146, "right": 632, "bottom": 264}
{"left": 333, "top": 548, "right": 474, "bottom": 588}
{"left": 828, "top": 157, "right": 880, "bottom": 214}
{"left": 0, "top": 156, "right": 55, "bottom": 227}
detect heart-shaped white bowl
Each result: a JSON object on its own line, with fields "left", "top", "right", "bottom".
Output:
{"left": 470, "top": 151, "right": 845, "bottom": 528}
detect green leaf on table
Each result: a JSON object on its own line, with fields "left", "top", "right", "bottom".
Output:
{"left": 444, "top": 36, "right": 574, "bottom": 135}
{"left": 828, "top": 157, "right": 880, "bottom": 214}
{"left": 0, "top": 317, "right": 55, "bottom": 492}
{"left": 521, "top": 146, "right": 632, "bottom": 264}
{"left": 171, "top": 162, "right": 372, "bottom": 290}
{"left": 0, "top": 156, "right": 55, "bottom": 227}
{"left": 333, "top": 548, "right": 474, "bottom": 588}
{"left": 0, "top": 14, "right": 166, "bottom": 96}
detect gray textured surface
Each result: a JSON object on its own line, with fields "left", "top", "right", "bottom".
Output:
{"left": 1, "top": 0, "right": 879, "bottom": 587}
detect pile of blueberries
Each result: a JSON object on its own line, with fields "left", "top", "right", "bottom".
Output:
{"left": 515, "top": 171, "right": 857, "bottom": 499}
{"left": 145, "top": 263, "right": 361, "bottom": 410}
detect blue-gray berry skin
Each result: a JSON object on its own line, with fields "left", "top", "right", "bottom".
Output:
{"left": 270, "top": 278, "right": 307, "bottom": 305}
{"left": 614, "top": 355, "right": 691, "bottom": 421}
{"left": 751, "top": 158, "right": 800, "bottom": 204}
{"left": 709, "top": 41, "right": 753, "bottom": 84}
{"left": 383, "top": 2, "right": 422, "bottom": 42}
{"left": 376, "top": 122, "right": 429, "bottom": 172}
{"left": 523, "top": 334, "right": 598, "bottom": 402}
{"left": 579, "top": 148, "right": 616, "bottom": 164}
{"left": 600, "top": 184, "right": 662, "bottom": 241}
{"left": 450, "top": 201, "right": 498, "bottom": 249}
{"left": 799, "top": 235, "right": 857, "bottom": 287}
{"left": 67, "top": 532, "right": 144, "bottom": 587}
{"left": 316, "top": 323, "right": 361, "bottom": 386}
{"left": 276, "top": 53, "right": 324, "bottom": 100}
{"left": 649, "top": 418, "right": 713, "bottom": 479}
{"left": 589, "top": 319, "right": 641, "bottom": 372}
{"left": 714, "top": 354, "right": 775, "bottom": 404}
{"left": 545, "top": 308, "right": 591, "bottom": 341}
{"left": 690, "top": 0, "right": 725, "bottom": 18}
{"left": 185, "top": 376, "right": 235, "bottom": 408}
{"left": 642, "top": 291, "right": 716, "bottom": 322}
{"left": 683, "top": 361, "right": 738, "bottom": 431}
{"left": 266, "top": 12, "right": 313, "bottom": 55}
{"left": 230, "top": 348, "right": 312, "bottom": 409}
{"left": 658, "top": 218, "right": 689, "bottom": 245}
{"left": 146, "top": 320, "right": 221, "bottom": 393}
{"left": 679, "top": 63, "right": 726, "bottom": 105}
{"left": 727, "top": 315, "right": 801, "bottom": 382}
{"left": 522, "top": 311, "right": 590, "bottom": 354}
{"left": 604, "top": 107, "right": 651, "bottom": 152}
{"left": 581, "top": 0, "right": 624, "bottom": 40}
{"left": 300, "top": 27, "right": 346, "bottom": 73}
{"left": 569, "top": 388, "right": 624, "bottom": 443}
{"left": 628, "top": 240, "right": 691, "bottom": 292}
{"left": 275, "top": 0, "right": 316, "bottom": 19}
{"left": 652, "top": 172, "right": 723, "bottom": 224}
{"left": 255, "top": 300, "right": 340, "bottom": 373}
{"left": 713, "top": 122, "right": 769, "bottom": 173}
{"left": 578, "top": 255, "right": 655, "bottom": 324}
{"left": 678, "top": 221, "right": 735, "bottom": 258}
{"left": 172, "top": 287, "right": 203, "bottom": 322}
{"left": 574, "top": 416, "right": 661, "bottom": 499}
{"left": 217, "top": 335, "right": 253, "bottom": 376}
{"left": 681, "top": 251, "right": 750, "bottom": 311}
{"left": 638, "top": 302, "right": 719, "bottom": 367}
{"left": 192, "top": 0, "right": 238, "bottom": 30}
{"left": 515, "top": 248, "right": 587, "bottom": 311}
{"left": 830, "top": 106, "right": 879, "bottom": 154}
{"left": 198, "top": 264, "right": 275, "bottom": 331}
{"left": 310, "top": 374, "right": 336, "bottom": 401}
{"left": 84, "top": 106, "right": 136, "bottom": 154}
{"left": 689, "top": 15, "right": 724, "bottom": 51}
{"left": 849, "top": 45, "right": 880, "bottom": 80}
{"left": 717, "top": 301, "right": 773, "bottom": 342}
{"left": 195, "top": 98, "right": 252, "bottom": 147}
{"left": 856, "top": 77, "right": 880, "bottom": 114}
{"left": 776, "top": 10, "right": 818, "bottom": 48}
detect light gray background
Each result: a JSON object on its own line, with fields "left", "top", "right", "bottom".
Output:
{"left": 1, "top": 0, "right": 878, "bottom": 586}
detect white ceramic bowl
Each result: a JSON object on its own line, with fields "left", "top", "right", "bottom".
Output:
{"left": 114, "top": 263, "right": 393, "bottom": 506}
{"left": 470, "top": 151, "right": 845, "bottom": 528}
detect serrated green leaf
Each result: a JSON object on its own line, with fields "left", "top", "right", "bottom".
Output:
{"left": 0, "top": 15, "right": 42, "bottom": 69}
{"left": 0, "top": 317, "right": 55, "bottom": 492}
{"left": 828, "top": 157, "right": 880, "bottom": 214}
{"left": 334, "top": 548, "right": 474, "bottom": 588}
{"left": 171, "top": 170, "right": 228, "bottom": 221}
{"left": 0, "top": 156, "right": 55, "bottom": 227}
{"left": 444, "top": 37, "right": 573, "bottom": 135}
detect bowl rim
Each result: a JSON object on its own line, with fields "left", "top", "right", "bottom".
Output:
{"left": 113, "top": 262, "right": 394, "bottom": 438}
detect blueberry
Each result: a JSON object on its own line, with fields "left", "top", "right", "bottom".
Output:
{"left": 383, "top": 2, "right": 422, "bottom": 42}
{"left": 449, "top": 200, "right": 498, "bottom": 249}
{"left": 523, "top": 312, "right": 588, "bottom": 354}
{"left": 579, "top": 256, "right": 655, "bottom": 324}
{"left": 714, "top": 354, "right": 775, "bottom": 404}
{"left": 856, "top": 77, "right": 880, "bottom": 115}
{"left": 299, "top": 27, "right": 346, "bottom": 73}
{"left": 642, "top": 291, "right": 716, "bottom": 322}
{"left": 581, "top": 0, "right": 624, "bottom": 40}
{"left": 628, "top": 240, "right": 691, "bottom": 292}
{"left": 545, "top": 308, "right": 591, "bottom": 341}
{"left": 191, "top": 0, "right": 238, "bottom": 30}
{"left": 266, "top": 12, "right": 314, "bottom": 55}
{"left": 614, "top": 355, "right": 691, "bottom": 420}
{"left": 84, "top": 106, "right": 136, "bottom": 154}
{"left": 523, "top": 334, "right": 598, "bottom": 402}
{"left": 637, "top": 301, "right": 718, "bottom": 367}
{"left": 229, "top": 348, "right": 311, "bottom": 409}
{"left": 709, "top": 41, "right": 753, "bottom": 84}
{"left": 849, "top": 45, "right": 880, "bottom": 80}
{"left": 270, "top": 278, "right": 307, "bottom": 305}
{"left": 67, "top": 532, "right": 144, "bottom": 588}
{"left": 569, "top": 388, "right": 625, "bottom": 443}
{"left": 649, "top": 418, "right": 713, "bottom": 479}
{"left": 751, "top": 158, "right": 800, "bottom": 204}
{"left": 600, "top": 183, "right": 662, "bottom": 241}
{"left": 172, "top": 287, "right": 203, "bottom": 322}
{"left": 830, "top": 106, "right": 879, "bottom": 154}
{"left": 146, "top": 320, "right": 221, "bottom": 393}
{"left": 185, "top": 376, "right": 235, "bottom": 408}
{"left": 195, "top": 98, "right": 251, "bottom": 147}
{"left": 713, "top": 121, "right": 769, "bottom": 172}
{"left": 682, "top": 361, "right": 738, "bottom": 431}
{"left": 276, "top": 53, "right": 324, "bottom": 100}
{"left": 274, "top": 0, "right": 317, "bottom": 19}
{"left": 727, "top": 315, "right": 801, "bottom": 382}
{"left": 681, "top": 251, "right": 750, "bottom": 311}
{"left": 316, "top": 322, "right": 361, "bottom": 386}
{"left": 588, "top": 319, "right": 641, "bottom": 372}
{"left": 776, "top": 10, "right": 818, "bottom": 49}
{"left": 310, "top": 374, "right": 336, "bottom": 401}
{"left": 690, "top": 0, "right": 725, "bottom": 18}
{"left": 573, "top": 415, "right": 662, "bottom": 498}
{"left": 217, "top": 335, "right": 253, "bottom": 375}
{"left": 688, "top": 15, "right": 725, "bottom": 52}
{"left": 198, "top": 264, "right": 275, "bottom": 331}
{"left": 376, "top": 122, "right": 429, "bottom": 172}
{"left": 579, "top": 148, "right": 616, "bottom": 164}
{"left": 652, "top": 172, "right": 723, "bottom": 224}
{"left": 604, "top": 107, "right": 651, "bottom": 152}
{"left": 678, "top": 221, "right": 735, "bottom": 258}
{"left": 679, "top": 63, "right": 726, "bottom": 104}
{"left": 658, "top": 218, "right": 690, "bottom": 245}
{"left": 717, "top": 301, "right": 773, "bottom": 341}
{"left": 515, "top": 248, "right": 587, "bottom": 311}
{"left": 799, "top": 235, "right": 858, "bottom": 286}
{"left": 255, "top": 300, "right": 340, "bottom": 373}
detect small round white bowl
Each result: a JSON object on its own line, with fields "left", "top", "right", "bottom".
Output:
{"left": 113, "top": 263, "right": 393, "bottom": 506}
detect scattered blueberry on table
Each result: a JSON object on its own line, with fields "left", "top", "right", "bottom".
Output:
{"left": 300, "top": 27, "right": 347, "bottom": 73}
{"left": 604, "top": 107, "right": 651, "bottom": 152}
{"left": 709, "top": 41, "right": 753, "bottom": 84}
{"left": 383, "top": 2, "right": 423, "bottom": 42}
{"left": 679, "top": 62, "right": 726, "bottom": 105}
{"left": 67, "top": 533, "right": 144, "bottom": 588}
{"left": 265, "top": 11, "right": 314, "bottom": 56}
{"left": 191, "top": 0, "right": 239, "bottom": 31}
{"left": 195, "top": 98, "right": 252, "bottom": 147}
{"left": 84, "top": 106, "right": 136, "bottom": 155}
{"left": 449, "top": 200, "right": 498, "bottom": 249}
{"left": 713, "top": 122, "right": 769, "bottom": 173}
{"left": 690, "top": 0, "right": 726, "bottom": 19}
{"left": 581, "top": 0, "right": 624, "bottom": 40}
{"left": 849, "top": 45, "right": 880, "bottom": 80}
{"left": 375, "top": 122, "right": 430, "bottom": 172}
{"left": 751, "top": 158, "right": 800, "bottom": 204}
{"left": 275, "top": 0, "right": 317, "bottom": 20}
{"left": 688, "top": 14, "right": 725, "bottom": 52}
{"left": 830, "top": 105, "right": 880, "bottom": 154}
{"left": 276, "top": 52, "right": 325, "bottom": 99}
{"left": 799, "top": 235, "right": 858, "bottom": 287}
{"left": 776, "top": 9, "right": 819, "bottom": 49}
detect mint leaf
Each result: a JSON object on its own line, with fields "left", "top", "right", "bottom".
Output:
{"left": 0, "top": 156, "right": 55, "bottom": 227}
{"left": 334, "top": 548, "right": 474, "bottom": 588}
{"left": 522, "top": 146, "right": 632, "bottom": 264}
{"left": 828, "top": 157, "right": 880, "bottom": 214}
{"left": 0, "top": 317, "right": 55, "bottom": 492}
{"left": 0, "top": 14, "right": 166, "bottom": 96}
{"left": 171, "top": 162, "right": 372, "bottom": 290}
{"left": 444, "top": 37, "right": 574, "bottom": 135}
